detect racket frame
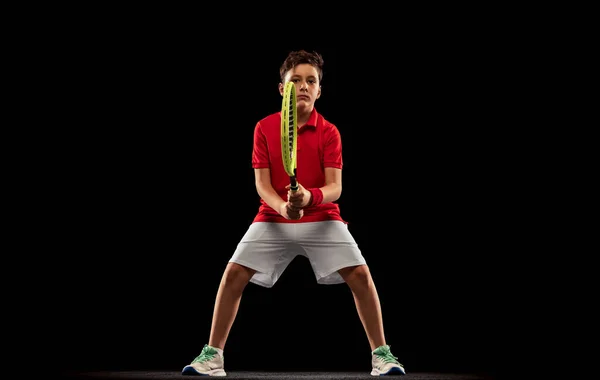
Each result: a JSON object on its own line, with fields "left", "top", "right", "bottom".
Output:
{"left": 281, "top": 81, "right": 298, "bottom": 191}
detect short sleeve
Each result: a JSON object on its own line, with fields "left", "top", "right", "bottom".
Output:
{"left": 323, "top": 124, "right": 343, "bottom": 169}
{"left": 252, "top": 121, "right": 270, "bottom": 169}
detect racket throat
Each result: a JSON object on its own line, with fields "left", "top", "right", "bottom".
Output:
{"left": 290, "top": 169, "right": 298, "bottom": 191}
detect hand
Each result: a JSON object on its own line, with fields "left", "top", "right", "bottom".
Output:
{"left": 286, "top": 183, "right": 312, "bottom": 209}
{"left": 279, "top": 202, "right": 304, "bottom": 220}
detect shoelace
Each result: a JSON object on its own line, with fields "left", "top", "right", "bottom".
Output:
{"left": 374, "top": 345, "right": 402, "bottom": 365}
{"left": 192, "top": 344, "right": 217, "bottom": 363}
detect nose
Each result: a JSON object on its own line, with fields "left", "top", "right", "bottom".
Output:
{"left": 299, "top": 81, "right": 309, "bottom": 91}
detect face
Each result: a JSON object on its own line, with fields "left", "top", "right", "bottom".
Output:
{"left": 279, "top": 63, "right": 321, "bottom": 113}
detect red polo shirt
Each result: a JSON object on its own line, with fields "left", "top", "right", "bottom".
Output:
{"left": 251, "top": 108, "right": 345, "bottom": 223}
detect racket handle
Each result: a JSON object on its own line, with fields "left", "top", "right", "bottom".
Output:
{"left": 290, "top": 169, "right": 298, "bottom": 191}
{"left": 290, "top": 176, "right": 298, "bottom": 192}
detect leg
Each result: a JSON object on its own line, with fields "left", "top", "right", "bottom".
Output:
{"left": 208, "top": 262, "right": 256, "bottom": 350}
{"left": 338, "top": 264, "right": 386, "bottom": 351}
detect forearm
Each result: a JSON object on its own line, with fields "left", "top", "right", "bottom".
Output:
{"left": 256, "top": 182, "right": 286, "bottom": 212}
{"left": 309, "top": 183, "right": 341, "bottom": 205}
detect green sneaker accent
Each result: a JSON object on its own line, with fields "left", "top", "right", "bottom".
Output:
{"left": 373, "top": 345, "right": 402, "bottom": 365}
{"left": 192, "top": 344, "right": 220, "bottom": 364}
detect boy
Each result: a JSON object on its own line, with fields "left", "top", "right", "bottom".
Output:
{"left": 182, "top": 50, "right": 405, "bottom": 377}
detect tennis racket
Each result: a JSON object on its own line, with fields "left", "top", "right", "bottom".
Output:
{"left": 281, "top": 81, "right": 298, "bottom": 192}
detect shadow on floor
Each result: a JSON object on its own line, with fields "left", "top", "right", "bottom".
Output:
{"left": 59, "top": 370, "right": 497, "bottom": 380}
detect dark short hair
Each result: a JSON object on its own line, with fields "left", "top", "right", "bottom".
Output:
{"left": 279, "top": 50, "right": 324, "bottom": 83}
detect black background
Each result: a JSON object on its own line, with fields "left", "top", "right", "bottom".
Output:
{"left": 40, "top": 14, "right": 526, "bottom": 379}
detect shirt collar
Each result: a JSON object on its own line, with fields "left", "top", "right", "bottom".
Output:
{"left": 300, "top": 108, "right": 319, "bottom": 130}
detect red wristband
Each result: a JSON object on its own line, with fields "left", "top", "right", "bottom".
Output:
{"left": 308, "top": 188, "right": 324, "bottom": 206}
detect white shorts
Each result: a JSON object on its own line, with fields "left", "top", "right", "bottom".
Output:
{"left": 229, "top": 221, "right": 367, "bottom": 288}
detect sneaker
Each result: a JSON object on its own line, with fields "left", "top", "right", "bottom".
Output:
{"left": 371, "top": 345, "right": 406, "bottom": 376}
{"left": 181, "top": 344, "right": 226, "bottom": 376}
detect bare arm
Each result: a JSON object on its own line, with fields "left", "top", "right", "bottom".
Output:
{"left": 255, "top": 168, "right": 285, "bottom": 211}
{"left": 255, "top": 168, "right": 302, "bottom": 219}
{"left": 320, "top": 167, "right": 342, "bottom": 204}
{"left": 288, "top": 167, "right": 342, "bottom": 208}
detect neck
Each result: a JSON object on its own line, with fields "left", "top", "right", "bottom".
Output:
{"left": 297, "top": 108, "right": 312, "bottom": 127}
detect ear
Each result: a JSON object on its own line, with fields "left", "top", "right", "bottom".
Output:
{"left": 316, "top": 85, "right": 321, "bottom": 99}
{"left": 278, "top": 82, "right": 284, "bottom": 96}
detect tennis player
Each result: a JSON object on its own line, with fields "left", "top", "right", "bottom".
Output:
{"left": 182, "top": 50, "right": 405, "bottom": 377}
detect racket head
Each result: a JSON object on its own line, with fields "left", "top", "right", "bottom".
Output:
{"left": 281, "top": 81, "right": 297, "bottom": 178}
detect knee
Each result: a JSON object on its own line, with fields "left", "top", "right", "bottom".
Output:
{"left": 222, "top": 262, "right": 255, "bottom": 292}
{"left": 339, "top": 264, "right": 372, "bottom": 291}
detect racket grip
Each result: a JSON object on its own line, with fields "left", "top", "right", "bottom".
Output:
{"left": 291, "top": 169, "right": 298, "bottom": 191}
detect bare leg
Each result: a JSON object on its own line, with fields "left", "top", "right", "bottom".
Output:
{"left": 338, "top": 264, "right": 386, "bottom": 351}
{"left": 208, "top": 262, "right": 256, "bottom": 350}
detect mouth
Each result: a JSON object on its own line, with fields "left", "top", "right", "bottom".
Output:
{"left": 297, "top": 95, "right": 310, "bottom": 101}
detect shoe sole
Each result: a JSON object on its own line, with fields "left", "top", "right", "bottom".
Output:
{"left": 370, "top": 366, "right": 406, "bottom": 376}
{"left": 181, "top": 365, "right": 226, "bottom": 376}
